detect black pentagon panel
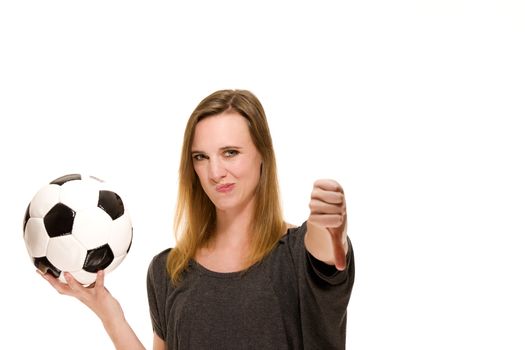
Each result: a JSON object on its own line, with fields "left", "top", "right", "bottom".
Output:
{"left": 83, "top": 244, "right": 114, "bottom": 273}
{"left": 23, "top": 203, "right": 30, "bottom": 234}
{"left": 98, "top": 190, "right": 124, "bottom": 220}
{"left": 34, "top": 257, "right": 61, "bottom": 278}
{"left": 43, "top": 203, "right": 76, "bottom": 237}
{"left": 50, "top": 174, "right": 81, "bottom": 186}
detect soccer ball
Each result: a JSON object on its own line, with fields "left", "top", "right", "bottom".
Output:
{"left": 23, "top": 174, "right": 133, "bottom": 285}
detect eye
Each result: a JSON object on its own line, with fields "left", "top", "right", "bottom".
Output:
{"left": 224, "top": 149, "right": 239, "bottom": 158}
{"left": 192, "top": 154, "right": 207, "bottom": 161}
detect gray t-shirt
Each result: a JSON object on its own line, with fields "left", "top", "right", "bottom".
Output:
{"left": 147, "top": 221, "right": 355, "bottom": 349}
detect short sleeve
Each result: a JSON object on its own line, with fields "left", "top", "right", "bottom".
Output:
{"left": 146, "top": 249, "right": 171, "bottom": 341}
{"left": 286, "top": 221, "right": 355, "bottom": 349}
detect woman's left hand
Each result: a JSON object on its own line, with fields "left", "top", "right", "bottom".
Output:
{"left": 308, "top": 179, "right": 347, "bottom": 270}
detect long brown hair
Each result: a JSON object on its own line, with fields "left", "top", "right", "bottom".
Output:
{"left": 166, "top": 89, "right": 287, "bottom": 283}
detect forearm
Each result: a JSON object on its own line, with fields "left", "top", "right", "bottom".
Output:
{"left": 102, "top": 314, "right": 146, "bottom": 350}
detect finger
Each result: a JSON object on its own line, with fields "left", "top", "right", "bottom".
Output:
{"left": 94, "top": 270, "right": 105, "bottom": 292}
{"left": 311, "top": 187, "right": 345, "bottom": 205}
{"left": 309, "top": 213, "right": 345, "bottom": 228}
{"left": 313, "top": 179, "right": 344, "bottom": 193}
{"left": 38, "top": 270, "right": 72, "bottom": 295}
{"left": 330, "top": 234, "right": 347, "bottom": 271}
{"left": 309, "top": 199, "right": 343, "bottom": 215}
{"left": 64, "top": 272, "right": 84, "bottom": 293}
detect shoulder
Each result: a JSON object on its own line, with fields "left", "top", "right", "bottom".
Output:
{"left": 151, "top": 247, "right": 171, "bottom": 264}
{"left": 278, "top": 221, "right": 307, "bottom": 248}
{"left": 285, "top": 222, "right": 299, "bottom": 230}
{"left": 148, "top": 248, "right": 172, "bottom": 277}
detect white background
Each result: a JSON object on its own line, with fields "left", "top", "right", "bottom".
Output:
{"left": 1, "top": 1, "right": 524, "bottom": 349}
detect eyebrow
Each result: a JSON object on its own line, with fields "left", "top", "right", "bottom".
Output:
{"left": 191, "top": 146, "right": 243, "bottom": 155}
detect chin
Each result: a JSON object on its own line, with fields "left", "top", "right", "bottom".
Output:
{"left": 210, "top": 197, "right": 237, "bottom": 211}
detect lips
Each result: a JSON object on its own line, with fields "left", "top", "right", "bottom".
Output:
{"left": 216, "top": 183, "right": 235, "bottom": 192}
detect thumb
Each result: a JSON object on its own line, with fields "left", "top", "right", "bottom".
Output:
{"left": 329, "top": 231, "right": 347, "bottom": 271}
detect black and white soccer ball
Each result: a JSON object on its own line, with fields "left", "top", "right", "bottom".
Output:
{"left": 23, "top": 174, "right": 133, "bottom": 285}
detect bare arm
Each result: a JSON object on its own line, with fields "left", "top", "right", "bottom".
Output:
{"left": 153, "top": 333, "right": 166, "bottom": 350}
{"left": 305, "top": 179, "right": 348, "bottom": 271}
{"left": 40, "top": 270, "right": 148, "bottom": 350}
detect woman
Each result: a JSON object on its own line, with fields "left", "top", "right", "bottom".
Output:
{"left": 41, "top": 89, "right": 354, "bottom": 349}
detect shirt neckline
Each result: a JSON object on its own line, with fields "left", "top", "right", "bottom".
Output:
{"left": 188, "top": 224, "right": 301, "bottom": 279}
{"left": 189, "top": 258, "right": 252, "bottom": 279}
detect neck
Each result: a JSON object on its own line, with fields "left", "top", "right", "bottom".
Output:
{"left": 212, "top": 200, "right": 255, "bottom": 250}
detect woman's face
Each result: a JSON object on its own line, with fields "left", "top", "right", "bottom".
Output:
{"left": 191, "top": 111, "right": 262, "bottom": 213}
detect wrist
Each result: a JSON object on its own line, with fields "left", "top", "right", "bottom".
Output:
{"left": 100, "top": 306, "right": 126, "bottom": 332}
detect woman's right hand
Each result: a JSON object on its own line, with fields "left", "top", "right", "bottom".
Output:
{"left": 39, "top": 270, "right": 148, "bottom": 349}
{"left": 39, "top": 270, "right": 124, "bottom": 327}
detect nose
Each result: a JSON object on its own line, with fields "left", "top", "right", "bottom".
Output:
{"left": 208, "top": 157, "right": 227, "bottom": 183}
